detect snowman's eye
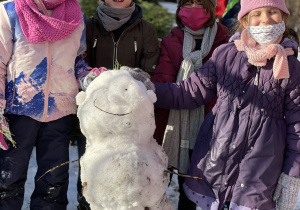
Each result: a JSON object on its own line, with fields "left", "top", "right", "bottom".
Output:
{"left": 125, "top": 89, "right": 128, "bottom": 91}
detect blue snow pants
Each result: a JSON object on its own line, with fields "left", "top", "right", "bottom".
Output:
{"left": 0, "top": 114, "right": 73, "bottom": 210}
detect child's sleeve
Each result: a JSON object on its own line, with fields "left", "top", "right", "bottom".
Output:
{"left": 75, "top": 14, "right": 91, "bottom": 85}
{"left": 0, "top": 4, "right": 13, "bottom": 108}
{"left": 77, "top": 12, "right": 87, "bottom": 57}
{"left": 274, "top": 75, "right": 300, "bottom": 210}
{"left": 283, "top": 58, "right": 300, "bottom": 178}
{"left": 154, "top": 47, "right": 219, "bottom": 110}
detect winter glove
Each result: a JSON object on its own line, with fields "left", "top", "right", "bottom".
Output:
{"left": 273, "top": 172, "right": 300, "bottom": 210}
{"left": 80, "top": 67, "right": 107, "bottom": 91}
{"left": 0, "top": 108, "right": 15, "bottom": 150}
{"left": 120, "top": 66, "right": 155, "bottom": 92}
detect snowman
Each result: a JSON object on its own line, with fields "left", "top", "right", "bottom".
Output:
{"left": 76, "top": 67, "right": 173, "bottom": 210}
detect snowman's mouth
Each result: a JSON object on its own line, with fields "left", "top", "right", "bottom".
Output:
{"left": 93, "top": 99, "right": 131, "bottom": 116}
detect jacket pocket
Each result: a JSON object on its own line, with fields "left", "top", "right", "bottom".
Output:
{"left": 141, "top": 47, "right": 159, "bottom": 74}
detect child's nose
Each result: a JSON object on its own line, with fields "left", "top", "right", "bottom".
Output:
{"left": 261, "top": 13, "right": 273, "bottom": 25}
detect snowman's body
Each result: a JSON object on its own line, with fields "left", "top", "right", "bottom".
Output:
{"left": 76, "top": 70, "right": 173, "bottom": 210}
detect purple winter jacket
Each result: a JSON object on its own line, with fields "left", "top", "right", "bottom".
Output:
{"left": 154, "top": 39, "right": 300, "bottom": 210}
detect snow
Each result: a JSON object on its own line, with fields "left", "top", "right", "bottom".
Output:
{"left": 22, "top": 145, "right": 180, "bottom": 210}
{"left": 20, "top": 69, "right": 184, "bottom": 210}
{"left": 76, "top": 70, "right": 172, "bottom": 209}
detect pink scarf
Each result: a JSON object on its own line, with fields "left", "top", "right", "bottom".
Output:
{"left": 15, "top": 0, "right": 81, "bottom": 43}
{"left": 234, "top": 30, "right": 294, "bottom": 79}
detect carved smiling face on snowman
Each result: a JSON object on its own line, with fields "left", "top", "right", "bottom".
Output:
{"left": 76, "top": 70, "right": 157, "bottom": 143}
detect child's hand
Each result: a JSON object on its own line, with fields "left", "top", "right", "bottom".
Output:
{"left": 80, "top": 67, "right": 108, "bottom": 91}
{"left": 273, "top": 172, "right": 300, "bottom": 209}
{"left": 90, "top": 67, "right": 108, "bottom": 75}
{"left": 120, "top": 66, "right": 155, "bottom": 92}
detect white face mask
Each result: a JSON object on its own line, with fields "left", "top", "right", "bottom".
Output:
{"left": 247, "top": 21, "right": 286, "bottom": 45}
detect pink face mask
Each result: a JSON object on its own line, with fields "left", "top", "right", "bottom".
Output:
{"left": 178, "top": 7, "right": 211, "bottom": 31}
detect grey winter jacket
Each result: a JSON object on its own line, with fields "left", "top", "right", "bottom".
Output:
{"left": 154, "top": 38, "right": 300, "bottom": 210}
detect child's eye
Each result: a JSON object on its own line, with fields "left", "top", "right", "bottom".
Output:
{"left": 183, "top": 3, "right": 192, "bottom": 7}
{"left": 251, "top": 13, "right": 260, "bottom": 17}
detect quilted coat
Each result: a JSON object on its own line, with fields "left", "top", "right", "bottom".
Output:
{"left": 154, "top": 38, "right": 300, "bottom": 210}
{"left": 151, "top": 23, "right": 229, "bottom": 145}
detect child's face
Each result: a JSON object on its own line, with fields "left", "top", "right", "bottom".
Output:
{"left": 182, "top": 0, "right": 203, "bottom": 8}
{"left": 241, "top": 7, "right": 283, "bottom": 28}
{"left": 104, "top": 0, "right": 132, "bottom": 8}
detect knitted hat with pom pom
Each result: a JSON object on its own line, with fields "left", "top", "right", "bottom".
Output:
{"left": 238, "top": 0, "right": 290, "bottom": 20}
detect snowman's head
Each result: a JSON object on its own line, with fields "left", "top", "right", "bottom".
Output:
{"left": 76, "top": 70, "right": 157, "bottom": 143}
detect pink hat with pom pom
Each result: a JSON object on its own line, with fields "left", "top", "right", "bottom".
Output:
{"left": 238, "top": 0, "right": 290, "bottom": 20}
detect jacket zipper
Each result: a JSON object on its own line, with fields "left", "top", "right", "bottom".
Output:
{"left": 41, "top": 41, "right": 52, "bottom": 121}
{"left": 245, "top": 66, "right": 261, "bottom": 135}
{"left": 229, "top": 66, "right": 261, "bottom": 198}
{"left": 134, "top": 37, "right": 138, "bottom": 67}
{"left": 111, "top": 31, "right": 126, "bottom": 69}
{"left": 35, "top": 0, "right": 51, "bottom": 122}
{"left": 93, "top": 38, "right": 98, "bottom": 48}
{"left": 10, "top": 70, "right": 17, "bottom": 109}
{"left": 92, "top": 35, "right": 98, "bottom": 67}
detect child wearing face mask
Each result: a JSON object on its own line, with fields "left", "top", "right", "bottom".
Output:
{"left": 151, "top": 0, "right": 229, "bottom": 209}
{"left": 153, "top": 0, "right": 300, "bottom": 209}
{"left": 0, "top": 0, "right": 90, "bottom": 209}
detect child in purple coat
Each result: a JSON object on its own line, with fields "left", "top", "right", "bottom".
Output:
{"left": 154, "top": 0, "right": 300, "bottom": 209}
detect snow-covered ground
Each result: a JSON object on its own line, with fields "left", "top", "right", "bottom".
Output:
{"left": 20, "top": 143, "right": 300, "bottom": 210}
{"left": 22, "top": 145, "right": 181, "bottom": 210}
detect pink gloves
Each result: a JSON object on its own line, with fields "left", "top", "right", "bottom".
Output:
{"left": 90, "top": 67, "right": 107, "bottom": 75}
{"left": 80, "top": 67, "right": 108, "bottom": 91}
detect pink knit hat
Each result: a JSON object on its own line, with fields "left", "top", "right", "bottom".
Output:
{"left": 238, "top": 0, "right": 290, "bottom": 20}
